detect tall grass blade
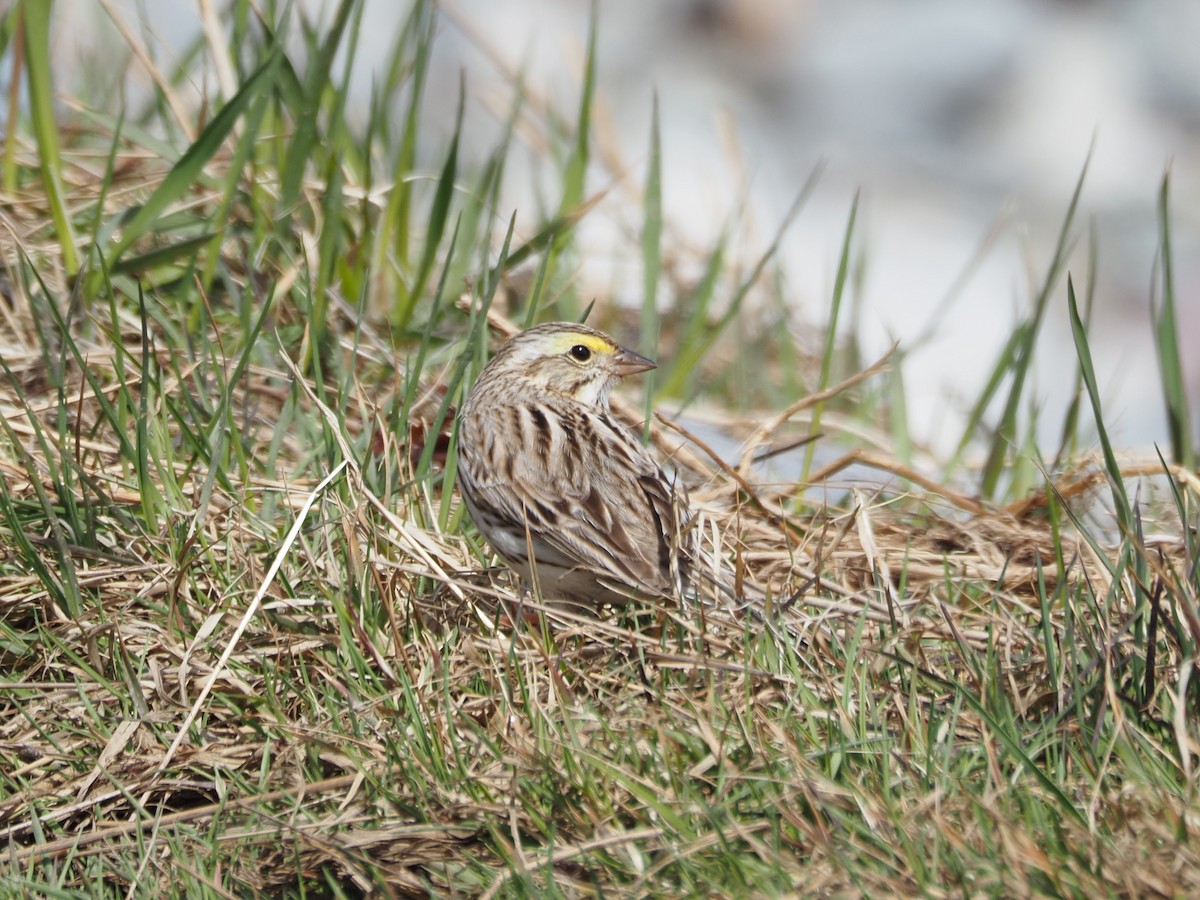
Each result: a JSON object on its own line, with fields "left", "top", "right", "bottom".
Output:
{"left": 658, "top": 236, "right": 725, "bottom": 400}
{"left": 3, "top": 5, "right": 24, "bottom": 193}
{"left": 539, "top": 0, "right": 598, "bottom": 313}
{"left": 413, "top": 216, "right": 464, "bottom": 481}
{"left": 397, "top": 77, "right": 463, "bottom": 328}
{"left": 200, "top": 89, "right": 271, "bottom": 291}
{"left": 104, "top": 49, "right": 280, "bottom": 272}
{"left": 22, "top": 1, "right": 79, "bottom": 275}
{"left": 659, "top": 164, "right": 821, "bottom": 402}
{"left": 888, "top": 358, "right": 912, "bottom": 466}
{"left": 111, "top": 232, "right": 217, "bottom": 277}
{"left": 641, "top": 93, "right": 663, "bottom": 435}
{"left": 803, "top": 191, "right": 857, "bottom": 480}
{"left": 135, "top": 283, "right": 165, "bottom": 528}
{"left": 490, "top": 192, "right": 606, "bottom": 283}
{"left": 278, "top": 0, "right": 357, "bottom": 215}
{"left": 21, "top": 254, "right": 136, "bottom": 462}
{"left": 944, "top": 325, "right": 1025, "bottom": 477}
{"left": 977, "top": 146, "right": 1090, "bottom": 498}
{"left": 1067, "top": 275, "right": 1132, "bottom": 537}
{"left": 1053, "top": 220, "right": 1097, "bottom": 468}
{"left": 1152, "top": 171, "right": 1194, "bottom": 470}
{"left": 391, "top": 0, "right": 434, "bottom": 270}
{"left": 309, "top": 2, "right": 363, "bottom": 350}
{"left": 560, "top": 0, "right": 598, "bottom": 225}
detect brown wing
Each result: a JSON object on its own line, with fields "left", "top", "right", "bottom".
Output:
{"left": 547, "top": 410, "right": 684, "bottom": 594}
{"left": 464, "top": 400, "right": 688, "bottom": 596}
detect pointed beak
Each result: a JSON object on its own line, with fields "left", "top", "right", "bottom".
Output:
{"left": 611, "top": 346, "right": 657, "bottom": 377}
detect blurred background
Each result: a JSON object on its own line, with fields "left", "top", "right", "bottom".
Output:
{"left": 57, "top": 0, "right": 1200, "bottom": 452}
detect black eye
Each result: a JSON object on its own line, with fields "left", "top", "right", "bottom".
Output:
{"left": 569, "top": 344, "right": 592, "bottom": 362}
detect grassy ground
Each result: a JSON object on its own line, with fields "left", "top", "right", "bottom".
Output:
{"left": 2, "top": 2, "right": 1199, "bottom": 896}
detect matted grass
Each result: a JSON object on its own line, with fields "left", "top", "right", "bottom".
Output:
{"left": 1, "top": 2, "right": 1199, "bottom": 896}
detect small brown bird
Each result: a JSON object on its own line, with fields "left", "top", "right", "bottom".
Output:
{"left": 456, "top": 322, "right": 692, "bottom": 610}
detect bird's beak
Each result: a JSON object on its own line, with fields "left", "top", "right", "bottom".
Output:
{"left": 611, "top": 346, "right": 657, "bottom": 377}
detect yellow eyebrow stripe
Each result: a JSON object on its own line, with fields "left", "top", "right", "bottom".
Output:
{"left": 550, "top": 333, "right": 613, "bottom": 355}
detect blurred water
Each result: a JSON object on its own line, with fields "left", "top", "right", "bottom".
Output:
{"left": 58, "top": 0, "right": 1200, "bottom": 454}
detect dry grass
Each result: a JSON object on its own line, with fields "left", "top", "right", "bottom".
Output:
{"left": 2, "top": 249, "right": 1198, "bottom": 894}
{"left": 2, "top": 5, "right": 1200, "bottom": 894}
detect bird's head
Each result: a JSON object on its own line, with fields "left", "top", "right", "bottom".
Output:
{"left": 483, "top": 322, "right": 656, "bottom": 407}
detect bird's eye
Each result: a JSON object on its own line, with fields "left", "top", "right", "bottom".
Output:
{"left": 569, "top": 344, "right": 592, "bottom": 362}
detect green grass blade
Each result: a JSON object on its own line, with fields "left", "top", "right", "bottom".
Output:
{"left": 200, "top": 88, "right": 271, "bottom": 291}
{"left": 391, "top": 0, "right": 433, "bottom": 270}
{"left": 977, "top": 146, "right": 1091, "bottom": 498}
{"left": 22, "top": 0, "right": 80, "bottom": 276}
{"left": 657, "top": 235, "right": 725, "bottom": 400}
{"left": 559, "top": 0, "right": 597, "bottom": 225}
{"left": 104, "top": 49, "right": 280, "bottom": 269}
{"left": 641, "top": 93, "right": 663, "bottom": 436}
{"left": 888, "top": 357, "right": 912, "bottom": 465}
{"left": 803, "top": 190, "right": 858, "bottom": 480}
{"left": 0, "top": 358, "right": 83, "bottom": 615}
{"left": 278, "top": 0, "right": 357, "bottom": 215}
{"left": 659, "top": 164, "right": 821, "bottom": 402}
{"left": 1152, "top": 170, "right": 1194, "bottom": 469}
{"left": 311, "top": 152, "right": 346, "bottom": 349}
{"left": 0, "top": 461, "right": 70, "bottom": 613}
{"left": 111, "top": 231, "right": 217, "bottom": 277}
{"left": 397, "top": 77, "right": 463, "bottom": 328}
{"left": 1052, "top": 220, "right": 1098, "bottom": 468}
{"left": 21, "top": 251, "right": 136, "bottom": 463}
{"left": 944, "top": 325, "right": 1026, "bottom": 477}
{"left": 2, "top": 5, "right": 23, "bottom": 193}
{"left": 538, "top": 0, "right": 598, "bottom": 314}
{"left": 134, "top": 283, "right": 165, "bottom": 529}
{"left": 1067, "top": 274, "right": 1132, "bottom": 537}
{"left": 413, "top": 215, "right": 465, "bottom": 481}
